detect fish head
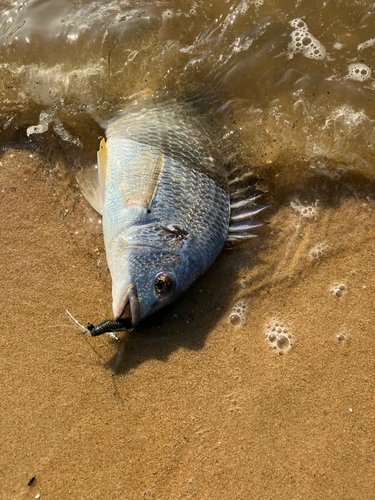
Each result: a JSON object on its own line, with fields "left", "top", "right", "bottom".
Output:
{"left": 111, "top": 247, "right": 193, "bottom": 326}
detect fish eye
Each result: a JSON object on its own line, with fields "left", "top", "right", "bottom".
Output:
{"left": 154, "top": 272, "right": 175, "bottom": 295}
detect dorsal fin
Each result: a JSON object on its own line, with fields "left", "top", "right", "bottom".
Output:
{"left": 97, "top": 138, "right": 107, "bottom": 199}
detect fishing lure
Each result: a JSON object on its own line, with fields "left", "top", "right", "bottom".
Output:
{"left": 85, "top": 318, "right": 133, "bottom": 337}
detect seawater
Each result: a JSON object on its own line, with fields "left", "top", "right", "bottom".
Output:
{"left": 1, "top": 0, "right": 374, "bottom": 180}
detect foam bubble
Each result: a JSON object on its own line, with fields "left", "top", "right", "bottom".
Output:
{"left": 308, "top": 242, "right": 329, "bottom": 261}
{"left": 265, "top": 319, "right": 295, "bottom": 355}
{"left": 288, "top": 18, "right": 326, "bottom": 60}
{"left": 290, "top": 198, "right": 319, "bottom": 219}
{"left": 238, "top": 1, "right": 250, "bottom": 14}
{"left": 337, "top": 332, "right": 350, "bottom": 343}
{"left": 26, "top": 108, "right": 82, "bottom": 146}
{"left": 319, "top": 165, "right": 347, "bottom": 181}
{"left": 228, "top": 299, "right": 248, "bottom": 326}
{"left": 347, "top": 63, "right": 371, "bottom": 82}
{"left": 330, "top": 283, "right": 347, "bottom": 298}
{"left": 162, "top": 9, "right": 174, "bottom": 21}
{"left": 357, "top": 38, "right": 375, "bottom": 51}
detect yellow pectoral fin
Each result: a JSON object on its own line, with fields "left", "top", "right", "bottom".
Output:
{"left": 97, "top": 138, "right": 108, "bottom": 197}
{"left": 146, "top": 152, "right": 164, "bottom": 206}
{"left": 128, "top": 151, "right": 163, "bottom": 209}
{"left": 120, "top": 151, "right": 164, "bottom": 210}
{"left": 76, "top": 165, "right": 103, "bottom": 214}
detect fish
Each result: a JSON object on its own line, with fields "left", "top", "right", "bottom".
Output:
{"left": 77, "top": 96, "right": 268, "bottom": 329}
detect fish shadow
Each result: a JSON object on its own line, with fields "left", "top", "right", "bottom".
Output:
{"left": 104, "top": 238, "right": 268, "bottom": 375}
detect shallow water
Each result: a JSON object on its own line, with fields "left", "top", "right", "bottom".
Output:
{"left": 0, "top": 1, "right": 374, "bottom": 499}
{"left": 1, "top": 0, "right": 375, "bottom": 179}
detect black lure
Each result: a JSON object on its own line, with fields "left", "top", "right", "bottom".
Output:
{"left": 85, "top": 318, "right": 134, "bottom": 337}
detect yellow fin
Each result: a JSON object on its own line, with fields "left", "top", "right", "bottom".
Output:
{"left": 76, "top": 165, "right": 103, "bottom": 214}
{"left": 97, "top": 138, "right": 107, "bottom": 198}
{"left": 120, "top": 150, "right": 164, "bottom": 209}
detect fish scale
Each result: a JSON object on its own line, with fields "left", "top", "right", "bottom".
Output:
{"left": 151, "top": 159, "right": 230, "bottom": 266}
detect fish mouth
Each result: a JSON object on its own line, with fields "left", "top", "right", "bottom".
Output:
{"left": 113, "top": 284, "right": 141, "bottom": 326}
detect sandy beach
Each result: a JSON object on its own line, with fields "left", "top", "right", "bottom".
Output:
{"left": 1, "top": 145, "right": 374, "bottom": 499}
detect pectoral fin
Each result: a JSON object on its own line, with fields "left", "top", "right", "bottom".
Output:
{"left": 76, "top": 164, "right": 103, "bottom": 214}
{"left": 121, "top": 149, "right": 164, "bottom": 209}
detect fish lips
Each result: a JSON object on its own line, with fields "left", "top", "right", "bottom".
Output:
{"left": 113, "top": 284, "right": 141, "bottom": 326}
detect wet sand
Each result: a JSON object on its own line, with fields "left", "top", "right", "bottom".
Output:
{"left": 1, "top": 147, "right": 374, "bottom": 499}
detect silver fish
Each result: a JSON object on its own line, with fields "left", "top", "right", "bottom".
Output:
{"left": 77, "top": 97, "right": 267, "bottom": 326}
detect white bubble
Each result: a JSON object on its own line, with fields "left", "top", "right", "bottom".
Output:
{"left": 290, "top": 198, "right": 319, "bottom": 219}
{"left": 26, "top": 109, "right": 53, "bottom": 136}
{"left": 290, "top": 19, "right": 307, "bottom": 30}
{"left": 319, "top": 165, "right": 347, "bottom": 181}
{"left": 337, "top": 331, "right": 350, "bottom": 343}
{"left": 288, "top": 18, "right": 326, "bottom": 60}
{"left": 228, "top": 299, "right": 249, "bottom": 327}
{"left": 162, "top": 9, "right": 174, "bottom": 21}
{"left": 357, "top": 38, "right": 375, "bottom": 51}
{"left": 330, "top": 283, "right": 347, "bottom": 298}
{"left": 238, "top": 1, "right": 250, "bottom": 14}
{"left": 308, "top": 242, "right": 329, "bottom": 261}
{"left": 347, "top": 63, "right": 371, "bottom": 82}
{"left": 265, "top": 318, "right": 295, "bottom": 355}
